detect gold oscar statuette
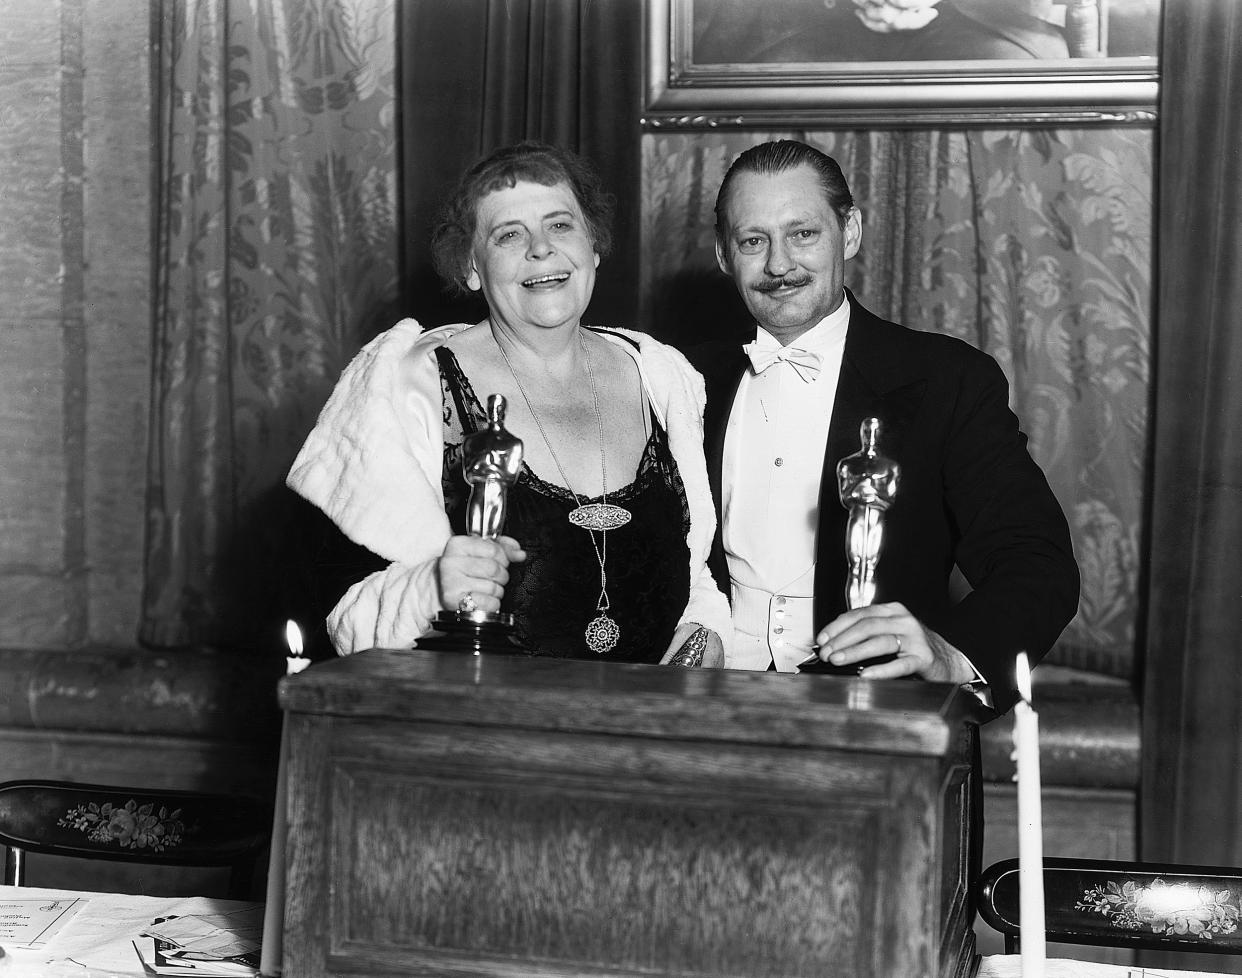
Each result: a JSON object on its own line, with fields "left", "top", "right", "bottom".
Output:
{"left": 837, "top": 416, "right": 900, "bottom": 611}
{"left": 801, "top": 417, "right": 901, "bottom": 676}
{"left": 418, "top": 394, "right": 524, "bottom": 655}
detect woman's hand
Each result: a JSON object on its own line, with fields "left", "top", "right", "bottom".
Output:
{"left": 660, "top": 623, "right": 725, "bottom": 668}
{"left": 435, "top": 535, "right": 526, "bottom": 614}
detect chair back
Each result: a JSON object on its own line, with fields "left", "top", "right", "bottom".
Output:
{"left": 0, "top": 780, "right": 270, "bottom": 899}
{"left": 978, "top": 857, "right": 1242, "bottom": 956}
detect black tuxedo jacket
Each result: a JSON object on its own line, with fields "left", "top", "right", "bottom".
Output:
{"left": 685, "top": 291, "right": 1080, "bottom": 714}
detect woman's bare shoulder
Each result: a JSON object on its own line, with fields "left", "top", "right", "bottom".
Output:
{"left": 443, "top": 321, "right": 488, "bottom": 344}
{"left": 589, "top": 325, "right": 641, "bottom": 358}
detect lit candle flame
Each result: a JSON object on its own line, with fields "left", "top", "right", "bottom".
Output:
{"left": 285, "top": 620, "right": 304, "bottom": 656}
{"left": 284, "top": 620, "right": 310, "bottom": 675}
{"left": 1015, "top": 650, "right": 1033, "bottom": 705}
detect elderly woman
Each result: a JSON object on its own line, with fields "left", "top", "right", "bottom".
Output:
{"left": 288, "top": 142, "right": 730, "bottom": 666}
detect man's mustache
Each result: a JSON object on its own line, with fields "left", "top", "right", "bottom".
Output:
{"left": 754, "top": 274, "right": 813, "bottom": 294}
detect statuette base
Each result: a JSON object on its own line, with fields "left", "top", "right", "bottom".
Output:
{"left": 417, "top": 610, "right": 523, "bottom": 656}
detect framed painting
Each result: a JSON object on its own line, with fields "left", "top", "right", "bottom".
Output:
{"left": 643, "top": 0, "right": 1160, "bottom": 129}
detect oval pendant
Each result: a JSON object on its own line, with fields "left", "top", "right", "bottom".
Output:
{"left": 585, "top": 613, "right": 620, "bottom": 655}
{"left": 569, "top": 503, "right": 631, "bottom": 532}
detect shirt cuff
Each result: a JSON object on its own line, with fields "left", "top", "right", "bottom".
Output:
{"left": 958, "top": 652, "right": 994, "bottom": 709}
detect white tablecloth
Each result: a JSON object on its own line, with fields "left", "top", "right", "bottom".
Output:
{"left": 978, "top": 955, "right": 1240, "bottom": 977}
{"left": 9, "top": 891, "right": 1239, "bottom": 978}
{"left": 0, "top": 885, "right": 261, "bottom": 977}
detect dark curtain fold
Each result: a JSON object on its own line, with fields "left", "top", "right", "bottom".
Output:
{"left": 400, "top": 0, "right": 642, "bottom": 329}
{"left": 1140, "top": 0, "right": 1242, "bottom": 970}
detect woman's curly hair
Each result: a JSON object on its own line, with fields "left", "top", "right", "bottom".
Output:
{"left": 431, "top": 142, "right": 615, "bottom": 295}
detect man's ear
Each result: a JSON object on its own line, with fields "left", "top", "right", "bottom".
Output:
{"left": 843, "top": 207, "right": 863, "bottom": 261}
{"left": 714, "top": 236, "right": 731, "bottom": 276}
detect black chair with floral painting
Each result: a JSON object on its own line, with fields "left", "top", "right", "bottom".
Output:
{"left": 0, "top": 780, "right": 270, "bottom": 900}
{"left": 977, "top": 856, "right": 1242, "bottom": 957}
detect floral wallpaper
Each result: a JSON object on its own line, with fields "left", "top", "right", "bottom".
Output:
{"left": 643, "top": 128, "right": 1152, "bottom": 677}
{"left": 143, "top": 0, "right": 399, "bottom": 648}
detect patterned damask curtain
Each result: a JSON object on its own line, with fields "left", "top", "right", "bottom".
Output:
{"left": 143, "top": 0, "right": 399, "bottom": 650}
{"left": 643, "top": 128, "right": 1151, "bottom": 678}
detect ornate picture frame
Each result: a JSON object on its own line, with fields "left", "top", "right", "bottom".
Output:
{"left": 643, "top": 0, "right": 1159, "bottom": 130}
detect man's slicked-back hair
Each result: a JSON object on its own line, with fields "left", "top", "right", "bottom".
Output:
{"left": 431, "top": 141, "right": 615, "bottom": 294}
{"left": 714, "top": 140, "right": 855, "bottom": 246}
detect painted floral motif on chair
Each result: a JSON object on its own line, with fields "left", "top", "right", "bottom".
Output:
{"left": 1076, "top": 878, "right": 1241, "bottom": 939}
{"left": 58, "top": 800, "right": 186, "bottom": 853}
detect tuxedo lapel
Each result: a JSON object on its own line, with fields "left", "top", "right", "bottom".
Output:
{"left": 816, "top": 354, "right": 869, "bottom": 621}
{"left": 698, "top": 346, "right": 750, "bottom": 508}
{"left": 692, "top": 344, "right": 749, "bottom": 592}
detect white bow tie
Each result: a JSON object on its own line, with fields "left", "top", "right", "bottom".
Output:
{"left": 743, "top": 341, "right": 823, "bottom": 383}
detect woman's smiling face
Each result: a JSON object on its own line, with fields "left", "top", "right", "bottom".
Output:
{"left": 467, "top": 180, "right": 600, "bottom": 333}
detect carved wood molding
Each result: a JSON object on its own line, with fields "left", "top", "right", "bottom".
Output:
{"left": 642, "top": 109, "right": 1158, "bottom": 131}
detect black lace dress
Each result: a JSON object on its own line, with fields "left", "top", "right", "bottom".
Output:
{"left": 435, "top": 344, "right": 691, "bottom": 663}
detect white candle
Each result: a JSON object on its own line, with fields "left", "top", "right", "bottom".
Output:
{"left": 1013, "top": 652, "right": 1045, "bottom": 976}
{"left": 260, "top": 621, "right": 309, "bottom": 977}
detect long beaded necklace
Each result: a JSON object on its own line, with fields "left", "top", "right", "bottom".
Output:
{"left": 495, "top": 328, "right": 631, "bottom": 654}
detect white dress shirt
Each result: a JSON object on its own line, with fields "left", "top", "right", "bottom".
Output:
{"left": 722, "top": 301, "right": 849, "bottom": 670}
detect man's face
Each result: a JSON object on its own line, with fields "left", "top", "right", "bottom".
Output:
{"left": 716, "top": 164, "right": 861, "bottom": 343}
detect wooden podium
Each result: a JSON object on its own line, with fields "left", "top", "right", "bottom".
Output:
{"left": 279, "top": 650, "right": 986, "bottom": 978}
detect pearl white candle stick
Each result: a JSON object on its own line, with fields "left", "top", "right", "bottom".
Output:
{"left": 260, "top": 621, "right": 310, "bottom": 976}
{"left": 1013, "top": 651, "right": 1045, "bottom": 977}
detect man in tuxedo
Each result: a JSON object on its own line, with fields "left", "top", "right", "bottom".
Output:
{"left": 688, "top": 139, "right": 1079, "bottom": 714}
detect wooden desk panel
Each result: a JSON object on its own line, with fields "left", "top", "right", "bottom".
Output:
{"left": 281, "top": 651, "right": 984, "bottom": 978}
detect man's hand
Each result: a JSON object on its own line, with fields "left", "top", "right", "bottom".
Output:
{"left": 810, "top": 601, "right": 976, "bottom": 683}
{"left": 852, "top": 0, "right": 942, "bottom": 33}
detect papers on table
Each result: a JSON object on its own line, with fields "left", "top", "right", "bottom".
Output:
{"left": 132, "top": 905, "right": 263, "bottom": 976}
{"left": 0, "top": 886, "right": 263, "bottom": 978}
{"left": 0, "top": 895, "right": 88, "bottom": 948}
{"left": 977, "top": 955, "right": 1242, "bottom": 977}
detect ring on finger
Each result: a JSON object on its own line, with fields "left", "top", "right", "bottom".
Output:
{"left": 458, "top": 592, "right": 478, "bottom": 614}
{"left": 894, "top": 633, "right": 902, "bottom": 654}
